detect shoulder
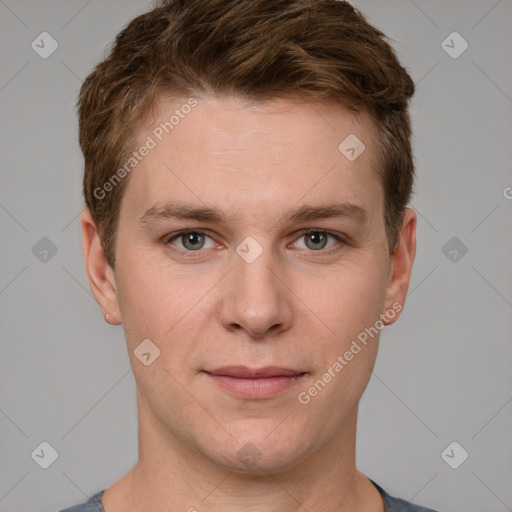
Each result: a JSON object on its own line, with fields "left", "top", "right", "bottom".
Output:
{"left": 58, "top": 490, "right": 105, "bottom": 512}
{"left": 370, "top": 480, "right": 439, "bottom": 512}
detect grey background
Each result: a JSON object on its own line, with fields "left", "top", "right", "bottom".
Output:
{"left": 1, "top": 1, "right": 511, "bottom": 511}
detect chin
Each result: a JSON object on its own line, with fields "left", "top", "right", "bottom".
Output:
{"left": 205, "top": 428, "right": 308, "bottom": 475}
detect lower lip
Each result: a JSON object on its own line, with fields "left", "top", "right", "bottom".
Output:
{"left": 204, "top": 373, "right": 306, "bottom": 399}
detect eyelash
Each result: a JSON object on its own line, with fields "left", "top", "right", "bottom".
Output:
{"left": 164, "top": 229, "right": 347, "bottom": 258}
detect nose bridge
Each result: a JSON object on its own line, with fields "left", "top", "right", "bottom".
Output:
{"left": 219, "top": 238, "right": 293, "bottom": 337}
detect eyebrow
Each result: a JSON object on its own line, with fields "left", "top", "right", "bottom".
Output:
{"left": 139, "top": 201, "right": 368, "bottom": 226}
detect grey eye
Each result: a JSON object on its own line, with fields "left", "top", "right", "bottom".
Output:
{"left": 181, "top": 232, "right": 206, "bottom": 250}
{"left": 304, "top": 232, "right": 329, "bottom": 250}
{"left": 168, "top": 231, "right": 215, "bottom": 251}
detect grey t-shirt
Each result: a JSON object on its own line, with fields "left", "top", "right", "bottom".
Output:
{"left": 58, "top": 479, "right": 438, "bottom": 511}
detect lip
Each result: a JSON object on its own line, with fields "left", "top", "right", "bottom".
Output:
{"left": 203, "top": 366, "right": 307, "bottom": 399}
{"left": 206, "top": 366, "right": 303, "bottom": 378}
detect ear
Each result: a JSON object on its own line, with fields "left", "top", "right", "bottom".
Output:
{"left": 80, "top": 208, "right": 123, "bottom": 325}
{"left": 382, "top": 207, "right": 417, "bottom": 325}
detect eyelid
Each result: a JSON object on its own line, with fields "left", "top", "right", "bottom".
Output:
{"left": 165, "top": 229, "right": 216, "bottom": 247}
{"left": 162, "top": 231, "right": 216, "bottom": 261}
{"left": 165, "top": 228, "right": 214, "bottom": 242}
{"left": 290, "top": 229, "right": 346, "bottom": 252}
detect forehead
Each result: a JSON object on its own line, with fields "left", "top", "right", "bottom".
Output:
{"left": 120, "top": 95, "right": 382, "bottom": 228}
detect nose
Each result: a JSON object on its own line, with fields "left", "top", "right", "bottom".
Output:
{"left": 218, "top": 245, "right": 294, "bottom": 339}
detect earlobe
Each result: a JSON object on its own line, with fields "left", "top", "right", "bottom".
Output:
{"left": 105, "top": 311, "right": 122, "bottom": 325}
{"left": 80, "top": 208, "right": 123, "bottom": 325}
{"left": 382, "top": 207, "right": 417, "bottom": 326}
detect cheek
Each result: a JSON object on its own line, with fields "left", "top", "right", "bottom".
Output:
{"left": 292, "top": 257, "right": 387, "bottom": 407}
{"left": 295, "top": 277, "right": 382, "bottom": 425}
{"left": 299, "top": 259, "right": 388, "bottom": 345}
{"left": 115, "top": 255, "right": 217, "bottom": 370}
{"left": 115, "top": 256, "right": 182, "bottom": 346}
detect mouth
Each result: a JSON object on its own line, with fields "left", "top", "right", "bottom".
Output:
{"left": 202, "top": 366, "right": 307, "bottom": 399}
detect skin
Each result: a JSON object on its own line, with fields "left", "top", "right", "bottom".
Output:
{"left": 81, "top": 95, "right": 416, "bottom": 512}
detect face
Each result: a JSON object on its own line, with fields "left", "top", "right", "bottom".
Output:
{"left": 83, "top": 95, "right": 415, "bottom": 474}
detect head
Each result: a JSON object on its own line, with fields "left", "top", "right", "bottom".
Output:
{"left": 80, "top": 0, "right": 416, "bottom": 474}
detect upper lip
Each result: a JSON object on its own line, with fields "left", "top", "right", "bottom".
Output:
{"left": 205, "top": 366, "right": 305, "bottom": 378}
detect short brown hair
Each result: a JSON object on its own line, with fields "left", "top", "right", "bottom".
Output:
{"left": 78, "top": 0, "right": 415, "bottom": 269}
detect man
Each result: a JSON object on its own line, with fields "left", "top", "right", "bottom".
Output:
{"left": 61, "top": 0, "right": 437, "bottom": 510}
